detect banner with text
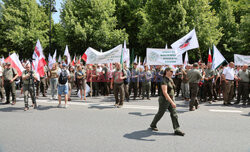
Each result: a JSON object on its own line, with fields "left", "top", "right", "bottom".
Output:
{"left": 234, "top": 54, "right": 250, "bottom": 66}
{"left": 147, "top": 48, "right": 183, "bottom": 65}
{"left": 85, "top": 45, "right": 122, "bottom": 64}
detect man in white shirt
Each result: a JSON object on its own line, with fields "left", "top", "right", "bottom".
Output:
{"left": 57, "top": 63, "right": 70, "bottom": 108}
{"left": 222, "top": 62, "right": 237, "bottom": 105}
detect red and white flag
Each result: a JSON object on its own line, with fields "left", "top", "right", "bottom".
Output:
{"left": 171, "top": 29, "right": 199, "bottom": 55}
{"left": 5, "top": 53, "right": 25, "bottom": 76}
{"left": 32, "top": 40, "right": 46, "bottom": 77}
{"left": 71, "top": 55, "right": 76, "bottom": 66}
{"left": 64, "top": 45, "right": 71, "bottom": 65}
{"left": 81, "top": 52, "right": 87, "bottom": 62}
{"left": 207, "top": 48, "right": 212, "bottom": 63}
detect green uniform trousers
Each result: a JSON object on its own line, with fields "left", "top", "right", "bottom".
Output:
{"left": 0, "top": 77, "right": 5, "bottom": 99}
{"left": 189, "top": 83, "right": 199, "bottom": 109}
{"left": 23, "top": 84, "right": 35, "bottom": 108}
{"left": 4, "top": 81, "right": 16, "bottom": 103}
{"left": 151, "top": 96, "right": 180, "bottom": 130}
{"left": 142, "top": 82, "right": 151, "bottom": 99}
{"left": 223, "top": 81, "right": 234, "bottom": 104}
{"left": 203, "top": 80, "right": 213, "bottom": 101}
{"left": 114, "top": 83, "right": 124, "bottom": 105}
{"left": 237, "top": 82, "right": 249, "bottom": 103}
{"left": 129, "top": 81, "right": 138, "bottom": 99}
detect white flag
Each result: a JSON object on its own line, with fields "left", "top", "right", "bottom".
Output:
{"left": 134, "top": 55, "right": 137, "bottom": 64}
{"left": 123, "top": 40, "right": 130, "bottom": 68}
{"left": 53, "top": 50, "right": 57, "bottom": 63}
{"left": 171, "top": 29, "right": 199, "bottom": 55}
{"left": 64, "top": 45, "right": 71, "bottom": 65}
{"left": 212, "top": 45, "right": 226, "bottom": 70}
{"left": 184, "top": 52, "right": 189, "bottom": 68}
{"left": 48, "top": 53, "right": 53, "bottom": 69}
{"left": 58, "top": 55, "right": 62, "bottom": 63}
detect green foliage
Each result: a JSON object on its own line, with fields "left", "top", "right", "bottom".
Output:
{"left": 138, "top": 0, "right": 222, "bottom": 62}
{"left": 0, "top": 0, "right": 49, "bottom": 58}
{"left": 61, "top": 0, "right": 128, "bottom": 54}
{"left": 216, "top": 0, "right": 239, "bottom": 60}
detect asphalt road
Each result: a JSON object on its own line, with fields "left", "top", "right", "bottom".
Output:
{"left": 0, "top": 91, "right": 250, "bottom": 152}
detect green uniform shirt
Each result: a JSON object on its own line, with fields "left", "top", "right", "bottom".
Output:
{"left": 113, "top": 69, "right": 127, "bottom": 84}
{"left": 3, "top": 68, "right": 17, "bottom": 81}
{"left": 175, "top": 68, "right": 183, "bottom": 79}
{"left": 161, "top": 77, "right": 175, "bottom": 97}
{"left": 205, "top": 68, "right": 215, "bottom": 81}
{"left": 22, "top": 70, "right": 37, "bottom": 85}
{"left": 187, "top": 69, "right": 202, "bottom": 83}
{"left": 238, "top": 69, "right": 250, "bottom": 83}
{"left": 182, "top": 69, "right": 189, "bottom": 83}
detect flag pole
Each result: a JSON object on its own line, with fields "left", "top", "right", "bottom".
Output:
{"left": 198, "top": 48, "right": 202, "bottom": 62}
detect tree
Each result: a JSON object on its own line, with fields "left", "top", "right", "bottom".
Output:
{"left": 217, "top": 0, "right": 239, "bottom": 60}
{"left": 115, "top": 0, "right": 147, "bottom": 56}
{"left": 138, "top": 0, "right": 222, "bottom": 62}
{"left": 61, "top": 0, "right": 128, "bottom": 54}
{"left": 237, "top": 13, "right": 250, "bottom": 55}
{"left": 0, "top": 0, "right": 49, "bottom": 58}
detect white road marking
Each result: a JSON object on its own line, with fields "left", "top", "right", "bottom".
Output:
{"left": 209, "top": 109, "right": 243, "bottom": 113}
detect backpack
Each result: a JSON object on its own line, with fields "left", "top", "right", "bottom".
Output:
{"left": 59, "top": 69, "right": 68, "bottom": 84}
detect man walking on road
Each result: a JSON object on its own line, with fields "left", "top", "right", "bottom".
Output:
{"left": 22, "top": 63, "right": 38, "bottom": 111}
{"left": 111, "top": 63, "right": 127, "bottom": 108}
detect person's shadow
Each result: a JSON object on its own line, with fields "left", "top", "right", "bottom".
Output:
{"left": 123, "top": 128, "right": 174, "bottom": 141}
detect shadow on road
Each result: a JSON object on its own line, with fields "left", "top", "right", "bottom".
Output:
{"left": 0, "top": 106, "right": 24, "bottom": 112}
{"left": 124, "top": 128, "right": 174, "bottom": 141}
{"left": 241, "top": 112, "right": 250, "bottom": 117}
{"left": 88, "top": 104, "right": 114, "bottom": 110}
{"left": 36, "top": 105, "right": 57, "bottom": 111}
{"left": 128, "top": 112, "right": 155, "bottom": 117}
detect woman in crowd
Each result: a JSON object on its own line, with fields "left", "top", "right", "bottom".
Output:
{"left": 76, "top": 65, "right": 86, "bottom": 100}
{"left": 68, "top": 66, "right": 75, "bottom": 101}
{"left": 49, "top": 63, "right": 58, "bottom": 100}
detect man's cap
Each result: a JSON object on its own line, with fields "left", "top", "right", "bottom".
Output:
{"left": 62, "top": 63, "right": 67, "bottom": 67}
{"left": 6, "top": 62, "right": 11, "bottom": 65}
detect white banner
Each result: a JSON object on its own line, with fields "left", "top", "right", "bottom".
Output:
{"left": 147, "top": 48, "right": 183, "bottom": 65}
{"left": 85, "top": 45, "right": 122, "bottom": 64}
{"left": 234, "top": 54, "right": 250, "bottom": 66}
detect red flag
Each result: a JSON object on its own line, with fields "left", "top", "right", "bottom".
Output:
{"left": 71, "top": 56, "right": 76, "bottom": 66}
{"left": 208, "top": 48, "right": 212, "bottom": 63}
{"left": 5, "top": 53, "right": 25, "bottom": 76}
{"left": 32, "top": 40, "right": 45, "bottom": 77}
{"left": 82, "top": 53, "right": 87, "bottom": 62}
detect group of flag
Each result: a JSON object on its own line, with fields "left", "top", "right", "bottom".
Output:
{"left": 1, "top": 28, "right": 227, "bottom": 79}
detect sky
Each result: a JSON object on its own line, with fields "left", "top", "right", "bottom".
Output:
{"left": 36, "top": 0, "right": 62, "bottom": 23}
{"left": 0, "top": 0, "right": 62, "bottom": 23}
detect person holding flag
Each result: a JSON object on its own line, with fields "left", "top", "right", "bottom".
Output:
{"left": 2, "top": 62, "right": 19, "bottom": 105}
{"left": 22, "top": 63, "right": 38, "bottom": 111}
{"left": 203, "top": 63, "right": 215, "bottom": 104}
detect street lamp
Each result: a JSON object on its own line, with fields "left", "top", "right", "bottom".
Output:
{"left": 49, "top": 0, "right": 57, "bottom": 54}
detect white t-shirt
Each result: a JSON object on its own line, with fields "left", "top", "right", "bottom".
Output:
{"left": 222, "top": 67, "right": 235, "bottom": 80}
{"left": 0, "top": 66, "right": 3, "bottom": 76}
{"left": 57, "top": 68, "right": 70, "bottom": 85}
